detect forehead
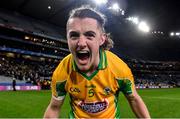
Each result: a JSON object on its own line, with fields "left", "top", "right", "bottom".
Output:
{"left": 67, "top": 18, "right": 100, "bottom": 32}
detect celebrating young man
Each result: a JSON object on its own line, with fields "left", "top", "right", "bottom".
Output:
{"left": 44, "top": 6, "right": 150, "bottom": 118}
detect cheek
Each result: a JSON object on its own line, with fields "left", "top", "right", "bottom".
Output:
{"left": 68, "top": 40, "right": 76, "bottom": 49}
{"left": 93, "top": 42, "right": 99, "bottom": 48}
{"left": 88, "top": 41, "right": 100, "bottom": 52}
{"left": 68, "top": 41, "right": 74, "bottom": 53}
{"left": 89, "top": 40, "right": 101, "bottom": 48}
{"left": 87, "top": 38, "right": 97, "bottom": 44}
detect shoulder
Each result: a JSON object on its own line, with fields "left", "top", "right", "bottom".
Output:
{"left": 51, "top": 54, "right": 73, "bottom": 100}
{"left": 105, "top": 51, "right": 133, "bottom": 79}
{"left": 105, "top": 51, "right": 130, "bottom": 71}
{"left": 52, "top": 54, "right": 73, "bottom": 82}
{"left": 105, "top": 51, "right": 135, "bottom": 93}
{"left": 105, "top": 50, "right": 125, "bottom": 64}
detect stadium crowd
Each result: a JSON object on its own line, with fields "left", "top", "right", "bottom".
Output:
{"left": 1, "top": 54, "right": 180, "bottom": 89}
{"left": 0, "top": 55, "right": 58, "bottom": 89}
{"left": 126, "top": 58, "right": 180, "bottom": 88}
{"left": 0, "top": 9, "right": 68, "bottom": 90}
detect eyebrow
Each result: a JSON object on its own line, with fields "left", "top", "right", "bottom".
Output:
{"left": 69, "top": 30, "right": 96, "bottom": 37}
{"left": 69, "top": 31, "right": 80, "bottom": 37}
{"left": 83, "top": 31, "right": 96, "bottom": 37}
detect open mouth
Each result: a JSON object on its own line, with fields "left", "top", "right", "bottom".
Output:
{"left": 76, "top": 50, "right": 90, "bottom": 60}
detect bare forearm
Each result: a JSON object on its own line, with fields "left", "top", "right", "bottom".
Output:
{"left": 44, "top": 97, "right": 64, "bottom": 118}
{"left": 129, "top": 94, "right": 150, "bottom": 118}
{"left": 43, "top": 105, "right": 60, "bottom": 118}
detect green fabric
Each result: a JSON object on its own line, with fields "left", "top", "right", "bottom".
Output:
{"left": 115, "top": 93, "right": 121, "bottom": 118}
{"left": 56, "top": 81, "right": 66, "bottom": 96}
{"left": 117, "top": 79, "right": 133, "bottom": 94}
{"left": 69, "top": 110, "right": 75, "bottom": 119}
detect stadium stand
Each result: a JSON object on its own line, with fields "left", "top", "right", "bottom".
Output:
{"left": 0, "top": 8, "right": 65, "bottom": 39}
{"left": 126, "top": 58, "right": 180, "bottom": 88}
{"left": 0, "top": 75, "right": 28, "bottom": 86}
{"left": 0, "top": 8, "right": 179, "bottom": 91}
{"left": 0, "top": 8, "right": 69, "bottom": 90}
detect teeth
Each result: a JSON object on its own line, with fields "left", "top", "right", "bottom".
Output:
{"left": 77, "top": 51, "right": 88, "bottom": 53}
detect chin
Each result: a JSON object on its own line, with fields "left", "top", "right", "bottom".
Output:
{"left": 77, "top": 65, "right": 90, "bottom": 72}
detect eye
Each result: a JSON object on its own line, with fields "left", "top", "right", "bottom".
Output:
{"left": 69, "top": 31, "right": 80, "bottom": 40}
{"left": 84, "top": 31, "right": 95, "bottom": 40}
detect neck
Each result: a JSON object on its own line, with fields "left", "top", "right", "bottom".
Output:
{"left": 85, "top": 65, "right": 98, "bottom": 76}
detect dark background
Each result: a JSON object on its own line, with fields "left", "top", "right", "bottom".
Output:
{"left": 0, "top": 0, "right": 179, "bottom": 61}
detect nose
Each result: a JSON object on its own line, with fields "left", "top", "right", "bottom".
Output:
{"left": 77, "top": 36, "right": 86, "bottom": 48}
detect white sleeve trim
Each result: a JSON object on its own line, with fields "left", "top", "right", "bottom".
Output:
{"left": 52, "top": 95, "right": 65, "bottom": 101}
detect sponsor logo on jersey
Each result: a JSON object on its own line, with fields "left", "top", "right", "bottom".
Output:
{"left": 78, "top": 99, "right": 109, "bottom": 113}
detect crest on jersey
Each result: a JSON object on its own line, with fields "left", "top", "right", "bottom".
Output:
{"left": 104, "top": 87, "right": 111, "bottom": 95}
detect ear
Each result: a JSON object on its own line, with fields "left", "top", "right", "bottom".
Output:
{"left": 99, "top": 33, "right": 106, "bottom": 46}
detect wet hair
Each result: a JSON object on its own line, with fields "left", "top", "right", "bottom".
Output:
{"left": 67, "top": 5, "right": 114, "bottom": 50}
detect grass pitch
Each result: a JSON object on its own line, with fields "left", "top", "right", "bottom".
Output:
{"left": 0, "top": 88, "right": 180, "bottom": 118}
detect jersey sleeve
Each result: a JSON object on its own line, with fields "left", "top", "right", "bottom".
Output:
{"left": 51, "top": 54, "right": 73, "bottom": 100}
{"left": 105, "top": 51, "right": 135, "bottom": 95}
{"left": 51, "top": 66, "right": 67, "bottom": 100}
{"left": 117, "top": 66, "right": 135, "bottom": 95}
{"left": 51, "top": 74, "right": 67, "bottom": 100}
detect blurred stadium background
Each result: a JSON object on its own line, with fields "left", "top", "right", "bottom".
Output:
{"left": 0, "top": 0, "right": 180, "bottom": 118}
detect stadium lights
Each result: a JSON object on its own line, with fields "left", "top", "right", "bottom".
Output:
{"left": 138, "top": 21, "right": 150, "bottom": 33}
{"left": 152, "top": 31, "right": 164, "bottom": 34}
{"left": 108, "top": 3, "right": 125, "bottom": 15}
{"left": 127, "top": 16, "right": 150, "bottom": 33}
{"left": 126, "top": 17, "right": 139, "bottom": 24}
{"left": 171, "top": 32, "right": 174, "bottom": 36}
{"left": 121, "top": 10, "right": 125, "bottom": 15}
{"left": 92, "top": 0, "right": 125, "bottom": 16}
{"left": 170, "top": 32, "right": 174, "bottom": 36}
{"left": 170, "top": 32, "right": 180, "bottom": 37}
{"left": 175, "top": 32, "right": 180, "bottom": 36}
{"left": 48, "top": 6, "right": 51, "bottom": 10}
{"left": 112, "top": 3, "right": 120, "bottom": 10}
{"left": 92, "top": 0, "right": 108, "bottom": 5}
